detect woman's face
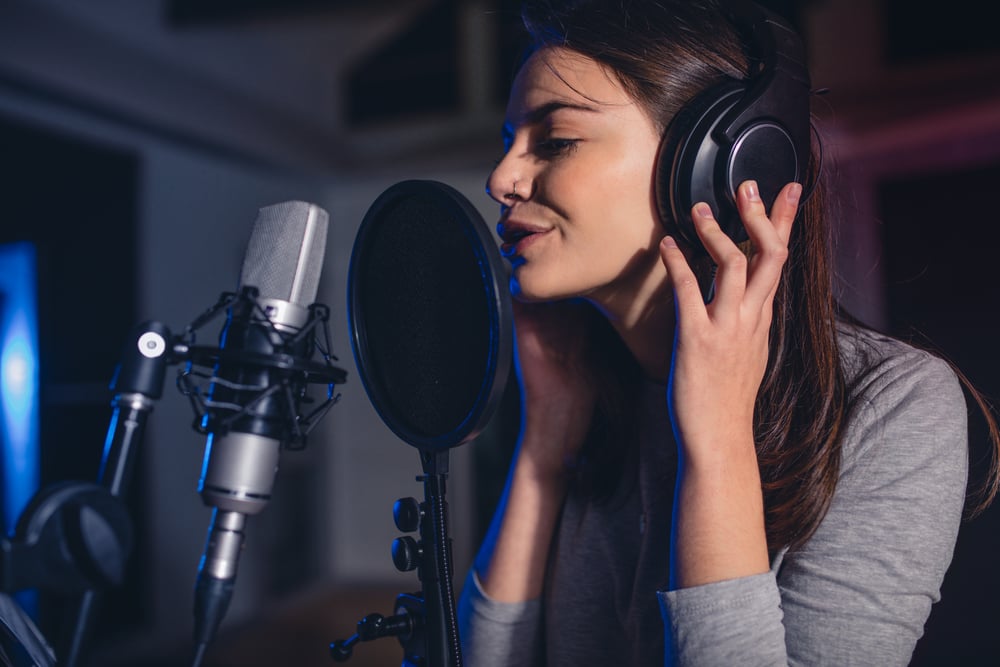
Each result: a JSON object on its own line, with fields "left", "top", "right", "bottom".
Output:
{"left": 488, "top": 46, "right": 665, "bottom": 307}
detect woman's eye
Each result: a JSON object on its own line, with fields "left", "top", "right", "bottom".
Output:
{"left": 535, "top": 138, "right": 579, "bottom": 158}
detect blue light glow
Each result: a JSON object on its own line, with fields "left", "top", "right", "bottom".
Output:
{"left": 0, "top": 243, "right": 40, "bottom": 535}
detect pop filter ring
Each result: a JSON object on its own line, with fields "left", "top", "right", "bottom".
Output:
{"left": 347, "top": 179, "right": 512, "bottom": 452}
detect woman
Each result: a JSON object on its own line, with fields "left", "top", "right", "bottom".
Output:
{"left": 458, "top": 0, "right": 999, "bottom": 665}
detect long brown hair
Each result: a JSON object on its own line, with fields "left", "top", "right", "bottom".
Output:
{"left": 519, "top": 0, "right": 1000, "bottom": 552}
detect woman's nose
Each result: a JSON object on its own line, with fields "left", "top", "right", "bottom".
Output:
{"left": 486, "top": 158, "right": 511, "bottom": 205}
{"left": 486, "top": 150, "right": 528, "bottom": 206}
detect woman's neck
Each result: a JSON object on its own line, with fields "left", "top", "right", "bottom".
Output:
{"left": 586, "top": 266, "right": 676, "bottom": 383}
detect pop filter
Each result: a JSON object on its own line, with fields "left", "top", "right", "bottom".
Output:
{"left": 347, "top": 180, "right": 512, "bottom": 452}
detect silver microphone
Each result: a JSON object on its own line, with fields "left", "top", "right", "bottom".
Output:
{"left": 189, "top": 201, "right": 333, "bottom": 659}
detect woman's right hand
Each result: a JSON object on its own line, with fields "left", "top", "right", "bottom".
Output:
{"left": 511, "top": 298, "right": 600, "bottom": 484}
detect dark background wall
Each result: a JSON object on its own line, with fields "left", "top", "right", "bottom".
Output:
{"left": 880, "top": 163, "right": 1000, "bottom": 665}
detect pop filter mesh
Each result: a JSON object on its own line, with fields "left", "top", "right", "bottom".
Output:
{"left": 355, "top": 191, "right": 494, "bottom": 441}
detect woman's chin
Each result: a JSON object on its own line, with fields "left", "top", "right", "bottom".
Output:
{"left": 509, "top": 278, "right": 538, "bottom": 302}
{"left": 510, "top": 274, "right": 548, "bottom": 302}
{"left": 510, "top": 275, "right": 581, "bottom": 304}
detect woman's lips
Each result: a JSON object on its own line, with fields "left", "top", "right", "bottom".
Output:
{"left": 498, "top": 220, "right": 552, "bottom": 258}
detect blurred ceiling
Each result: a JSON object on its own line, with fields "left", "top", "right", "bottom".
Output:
{"left": 0, "top": 0, "right": 514, "bottom": 171}
{"left": 1, "top": 0, "right": 998, "bottom": 175}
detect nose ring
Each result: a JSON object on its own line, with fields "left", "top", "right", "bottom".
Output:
{"left": 506, "top": 180, "right": 519, "bottom": 200}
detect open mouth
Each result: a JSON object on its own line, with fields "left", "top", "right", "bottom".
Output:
{"left": 500, "top": 228, "right": 539, "bottom": 257}
{"left": 498, "top": 221, "right": 548, "bottom": 257}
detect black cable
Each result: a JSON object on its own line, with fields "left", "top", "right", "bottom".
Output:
{"left": 191, "top": 641, "right": 208, "bottom": 667}
{"left": 191, "top": 575, "right": 234, "bottom": 667}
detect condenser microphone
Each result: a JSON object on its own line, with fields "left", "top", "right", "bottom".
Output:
{"left": 199, "top": 201, "right": 327, "bottom": 514}
{"left": 185, "top": 200, "right": 345, "bottom": 664}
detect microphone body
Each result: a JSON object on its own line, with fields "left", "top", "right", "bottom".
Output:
{"left": 191, "top": 200, "right": 330, "bottom": 654}
{"left": 198, "top": 294, "right": 312, "bottom": 516}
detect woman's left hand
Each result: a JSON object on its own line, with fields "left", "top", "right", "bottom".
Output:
{"left": 661, "top": 179, "right": 800, "bottom": 463}
{"left": 660, "top": 179, "right": 801, "bottom": 588}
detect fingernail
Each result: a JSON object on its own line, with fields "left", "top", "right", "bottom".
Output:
{"left": 694, "top": 203, "right": 713, "bottom": 218}
{"left": 662, "top": 235, "right": 678, "bottom": 249}
{"left": 745, "top": 180, "right": 759, "bottom": 201}
{"left": 787, "top": 182, "right": 803, "bottom": 202}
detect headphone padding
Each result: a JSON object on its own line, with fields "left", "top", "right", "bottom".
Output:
{"left": 655, "top": 81, "right": 746, "bottom": 249}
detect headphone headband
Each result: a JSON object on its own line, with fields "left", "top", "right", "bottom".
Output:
{"left": 722, "top": 3, "right": 811, "bottom": 152}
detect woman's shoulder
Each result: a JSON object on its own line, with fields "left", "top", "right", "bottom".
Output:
{"left": 834, "top": 321, "right": 968, "bottom": 476}
{"left": 835, "top": 321, "right": 963, "bottom": 404}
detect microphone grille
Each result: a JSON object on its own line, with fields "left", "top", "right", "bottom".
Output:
{"left": 240, "top": 201, "right": 329, "bottom": 306}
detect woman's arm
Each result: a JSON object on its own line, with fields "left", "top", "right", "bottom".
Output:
{"left": 659, "top": 340, "right": 968, "bottom": 666}
{"left": 458, "top": 300, "right": 599, "bottom": 666}
{"left": 456, "top": 434, "right": 571, "bottom": 667}
{"left": 660, "top": 180, "right": 800, "bottom": 588}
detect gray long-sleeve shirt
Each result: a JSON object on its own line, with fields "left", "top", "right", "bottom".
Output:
{"left": 458, "top": 326, "right": 969, "bottom": 665}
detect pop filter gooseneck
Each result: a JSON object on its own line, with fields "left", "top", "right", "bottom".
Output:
{"left": 339, "top": 180, "right": 512, "bottom": 667}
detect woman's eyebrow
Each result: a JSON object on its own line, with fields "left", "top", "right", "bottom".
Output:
{"left": 502, "top": 100, "right": 600, "bottom": 143}
{"left": 523, "top": 100, "right": 600, "bottom": 124}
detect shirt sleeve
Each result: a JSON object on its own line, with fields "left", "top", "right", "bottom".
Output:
{"left": 659, "top": 569, "right": 787, "bottom": 666}
{"left": 659, "top": 346, "right": 969, "bottom": 666}
{"left": 457, "top": 569, "right": 544, "bottom": 667}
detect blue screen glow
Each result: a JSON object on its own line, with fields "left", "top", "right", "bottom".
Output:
{"left": 0, "top": 242, "right": 40, "bottom": 535}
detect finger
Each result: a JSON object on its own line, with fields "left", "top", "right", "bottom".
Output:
{"left": 738, "top": 181, "right": 796, "bottom": 307}
{"left": 764, "top": 181, "right": 801, "bottom": 245}
{"left": 737, "top": 180, "right": 799, "bottom": 247}
{"left": 689, "top": 202, "right": 747, "bottom": 314}
{"left": 660, "top": 235, "right": 710, "bottom": 324}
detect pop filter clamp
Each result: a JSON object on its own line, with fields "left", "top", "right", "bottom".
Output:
{"left": 331, "top": 181, "right": 512, "bottom": 667}
{"left": 0, "top": 282, "right": 346, "bottom": 667}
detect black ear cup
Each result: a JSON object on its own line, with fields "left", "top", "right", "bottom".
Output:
{"left": 655, "top": 80, "right": 802, "bottom": 252}
{"left": 655, "top": 80, "right": 746, "bottom": 248}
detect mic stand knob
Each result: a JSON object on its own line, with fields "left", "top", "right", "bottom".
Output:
{"left": 329, "top": 606, "right": 421, "bottom": 663}
{"left": 393, "top": 497, "right": 421, "bottom": 532}
{"left": 329, "top": 633, "right": 359, "bottom": 661}
{"left": 392, "top": 536, "right": 421, "bottom": 572}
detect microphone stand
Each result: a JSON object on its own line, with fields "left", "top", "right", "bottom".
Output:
{"left": 415, "top": 450, "right": 462, "bottom": 667}
{"left": 58, "top": 321, "right": 172, "bottom": 666}
{"left": 1, "top": 290, "right": 347, "bottom": 666}
{"left": 330, "top": 449, "right": 463, "bottom": 667}
{"left": 0, "top": 321, "right": 175, "bottom": 667}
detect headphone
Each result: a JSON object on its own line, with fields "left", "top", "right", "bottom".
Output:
{"left": 654, "top": 2, "right": 812, "bottom": 251}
